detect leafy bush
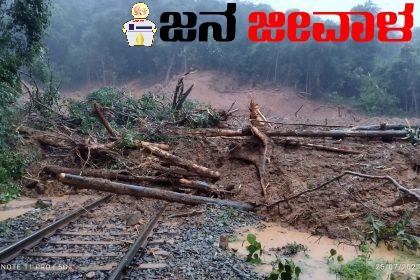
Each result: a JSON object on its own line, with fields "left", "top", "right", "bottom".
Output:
{"left": 0, "top": 84, "right": 22, "bottom": 147}
{"left": 0, "top": 149, "right": 27, "bottom": 204}
{"left": 245, "top": 234, "right": 263, "bottom": 264}
{"left": 366, "top": 216, "right": 419, "bottom": 252}
{"left": 269, "top": 259, "right": 302, "bottom": 280}
{"left": 281, "top": 242, "right": 308, "bottom": 257}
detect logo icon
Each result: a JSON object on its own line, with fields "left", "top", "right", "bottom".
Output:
{"left": 122, "top": 2, "right": 157, "bottom": 47}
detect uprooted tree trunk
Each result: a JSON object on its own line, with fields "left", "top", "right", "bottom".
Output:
{"left": 190, "top": 128, "right": 408, "bottom": 139}
{"left": 58, "top": 173, "right": 255, "bottom": 211}
{"left": 44, "top": 165, "right": 227, "bottom": 195}
{"left": 172, "top": 72, "right": 195, "bottom": 111}
{"left": 43, "top": 165, "right": 175, "bottom": 185}
{"left": 249, "top": 125, "right": 269, "bottom": 197}
{"left": 92, "top": 101, "right": 119, "bottom": 138}
{"left": 141, "top": 142, "right": 221, "bottom": 179}
{"left": 274, "top": 139, "right": 361, "bottom": 155}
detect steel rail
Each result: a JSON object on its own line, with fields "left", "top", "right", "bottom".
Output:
{"left": 0, "top": 195, "right": 112, "bottom": 263}
{"left": 108, "top": 204, "right": 167, "bottom": 280}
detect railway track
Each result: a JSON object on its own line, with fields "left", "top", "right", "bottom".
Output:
{"left": 0, "top": 195, "right": 173, "bottom": 280}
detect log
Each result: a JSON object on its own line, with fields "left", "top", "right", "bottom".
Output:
{"left": 267, "top": 130, "right": 407, "bottom": 138}
{"left": 250, "top": 125, "right": 269, "bottom": 197}
{"left": 351, "top": 124, "right": 418, "bottom": 131}
{"left": 135, "top": 141, "right": 170, "bottom": 151}
{"left": 141, "top": 142, "right": 220, "bottom": 179}
{"left": 191, "top": 128, "right": 407, "bottom": 139}
{"left": 92, "top": 101, "right": 119, "bottom": 138}
{"left": 43, "top": 165, "right": 174, "bottom": 185}
{"left": 190, "top": 128, "right": 247, "bottom": 137}
{"left": 251, "top": 120, "right": 349, "bottom": 128}
{"left": 18, "top": 126, "right": 73, "bottom": 149}
{"left": 45, "top": 165, "right": 225, "bottom": 194}
{"left": 58, "top": 174, "right": 254, "bottom": 211}
{"left": 150, "top": 164, "right": 200, "bottom": 178}
{"left": 178, "top": 178, "right": 229, "bottom": 194}
{"left": 275, "top": 139, "right": 361, "bottom": 155}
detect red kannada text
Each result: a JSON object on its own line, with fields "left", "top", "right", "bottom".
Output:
{"left": 248, "top": 3, "right": 414, "bottom": 42}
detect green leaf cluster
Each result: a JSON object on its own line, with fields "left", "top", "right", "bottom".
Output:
{"left": 269, "top": 259, "right": 302, "bottom": 280}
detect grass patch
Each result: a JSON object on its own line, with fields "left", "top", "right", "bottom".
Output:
{"left": 330, "top": 255, "right": 383, "bottom": 280}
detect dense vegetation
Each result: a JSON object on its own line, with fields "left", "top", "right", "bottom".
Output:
{"left": 0, "top": 0, "right": 50, "bottom": 202}
{"left": 44, "top": 0, "right": 419, "bottom": 115}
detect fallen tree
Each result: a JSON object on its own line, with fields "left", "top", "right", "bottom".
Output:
{"left": 43, "top": 165, "right": 174, "bottom": 185}
{"left": 58, "top": 173, "right": 254, "bottom": 211}
{"left": 141, "top": 142, "right": 221, "bottom": 179}
{"left": 45, "top": 166, "right": 227, "bottom": 194}
{"left": 275, "top": 139, "right": 361, "bottom": 155}
{"left": 190, "top": 128, "right": 408, "bottom": 139}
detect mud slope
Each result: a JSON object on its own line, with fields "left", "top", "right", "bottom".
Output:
{"left": 65, "top": 71, "right": 361, "bottom": 123}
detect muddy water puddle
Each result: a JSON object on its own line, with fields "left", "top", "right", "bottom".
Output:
{"left": 0, "top": 195, "right": 98, "bottom": 221}
{"left": 230, "top": 222, "right": 417, "bottom": 279}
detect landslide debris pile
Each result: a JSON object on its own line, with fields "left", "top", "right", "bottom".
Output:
{"left": 18, "top": 75, "right": 419, "bottom": 247}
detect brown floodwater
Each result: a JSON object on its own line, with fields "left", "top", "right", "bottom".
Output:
{"left": 0, "top": 195, "right": 98, "bottom": 222}
{"left": 0, "top": 197, "right": 37, "bottom": 221}
{"left": 229, "top": 222, "right": 419, "bottom": 280}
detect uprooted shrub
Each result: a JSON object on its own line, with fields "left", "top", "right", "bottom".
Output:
{"left": 68, "top": 87, "right": 221, "bottom": 139}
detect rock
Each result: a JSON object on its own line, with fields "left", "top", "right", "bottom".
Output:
{"left": 85, "top": 271, "right": 95, "bottom": 279}
{"left": 126, "top": 211, "right": 143, "bottom": 226}
{"left": 219, "top": 235, "right": 229, "bottom": 250}
{"left": 35, "top": 198, "right": 52, "bottom": 209}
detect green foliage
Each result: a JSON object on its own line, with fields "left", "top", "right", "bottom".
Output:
{"left": 42, "top": 0, "right": 420, "bottom": 116}
{"left": 0, "top": 183, "right": 21, "bottom": 204}
{"left": 245, "top": 234, "right": 263, "bottom": 264}
{"left": 404, "top": 128, "right": 420, "bottom": 146}
{"left": 0, "top": 149, "right": 26, "bottom": 204}
{"left": 0, "top": 0, "right": 50, "bottom": 88}
{"left": 358, "top": 75, "right": 398, "bottom": 115}
{"left": 366, "top": 216, "right": 419, "bottom": 252}
{"left": 116, "top": 131, "right": 143, "bottom": 149}
{"left": 330, "top": 255, "right": 382, "bottom": 280}
{"left": 330, "top": 244, "right": 383, "bottom": 280}
{"left": 68, "top": 87, "right": 220, "bottom": 138}
{"left": 182, "top": 100, "right": 221, "bottom": 129}
{"left": 281, "top": 242, "right": 308, "bottom": 257}
{"left": 0, "top": 85, "right": 22, "bottom": 147}
{"left": 327, "top": 248, "right": 345, "bottom": 265}
{"left": 0, "top": 219, "right": 11, "bottom": 235}
{"left": 269, "top": 259, "right": 302, "bottom": 280}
